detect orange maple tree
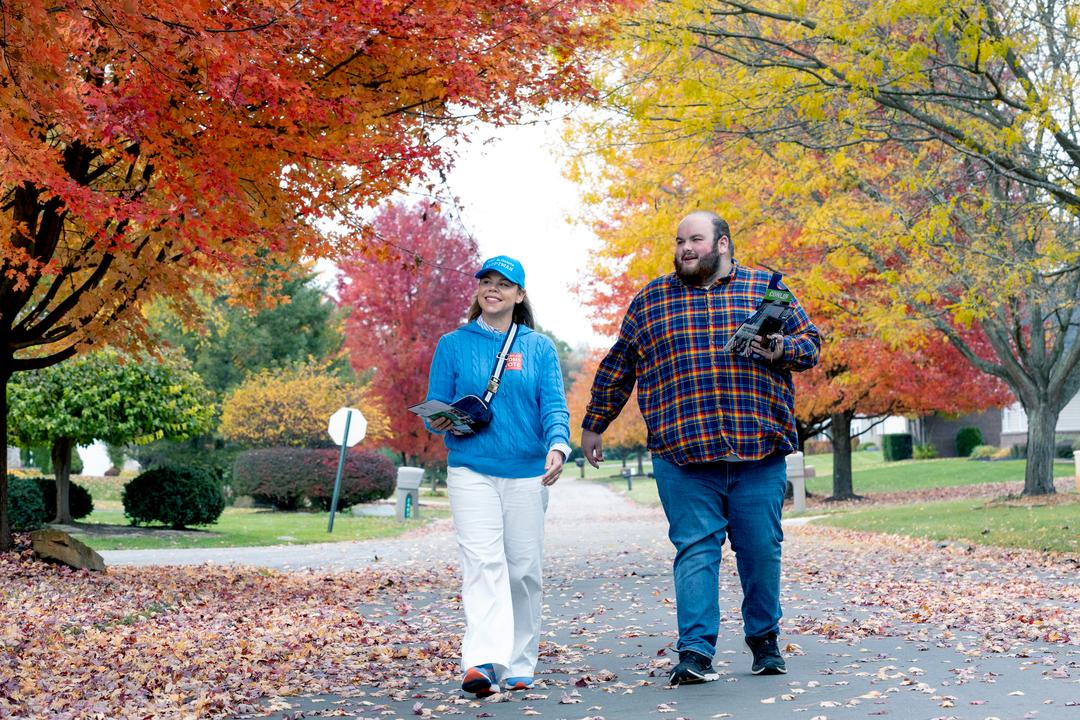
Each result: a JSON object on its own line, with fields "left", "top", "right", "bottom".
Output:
{"left": 0, "top": 0, "right": 628, "bottom": 549}
{"left": 566, "top": 350, "right": 649, "bottom": 474}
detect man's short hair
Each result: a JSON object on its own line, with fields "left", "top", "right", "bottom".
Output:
{"left": 703, "top": 212, "right": 733, "bottom": 260}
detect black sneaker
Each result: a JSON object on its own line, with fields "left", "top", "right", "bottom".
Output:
{"left": 668, "top": 649, "right": 720, "bottom": 685}
{"left": 746, "top": 633, "right": 787, "bottom": 674}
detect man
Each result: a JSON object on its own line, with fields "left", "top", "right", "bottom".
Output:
{"left": 581, "top": 211, "right": 820, "bottom": 686}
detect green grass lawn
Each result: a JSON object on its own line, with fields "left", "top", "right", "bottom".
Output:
{"left": 581, "top": 453, "right": 1080, "bottom": 553}
{"left": 70, "top": 501, "right": 449, "bottom": 551}
{"left": 581, "top": 452, "right": 1054, "bottom": 505}
{"left": 800, "top": 450, "right": 1074, "bottom": 495}
{"left": 814, "top": 497, "right": 1080, "bottom": 553}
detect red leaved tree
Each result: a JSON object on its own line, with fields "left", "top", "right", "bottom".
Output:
{"left": 337, "top": 202, "right": 480, "bottom": 466}
{"left": 0, "top": 0, "right": 628, "bottom": 549}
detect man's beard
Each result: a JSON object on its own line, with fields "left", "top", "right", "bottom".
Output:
{"left": 674, "top": 243, "right": 721, "bottom": 285}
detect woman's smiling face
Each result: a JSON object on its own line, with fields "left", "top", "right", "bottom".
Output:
{"left": 476, "top": 272, "right": 524, "bottom": 315}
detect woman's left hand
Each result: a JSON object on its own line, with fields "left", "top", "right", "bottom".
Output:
{"left": 541, "top": 449, "right": 565, "bottom": 486}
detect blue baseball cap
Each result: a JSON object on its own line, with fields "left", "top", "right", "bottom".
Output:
{"left": 475, "top": 255, "right": 525, "bottom": 288}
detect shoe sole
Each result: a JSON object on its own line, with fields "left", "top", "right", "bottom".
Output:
{"left": 669, "top": 671, "right": 720, "bottom": 685}
{"left": 462, "top": 668, "right": 497, "bottom": 695}
{"left": 752, "top": 665, "right": 788, "bottom": 675}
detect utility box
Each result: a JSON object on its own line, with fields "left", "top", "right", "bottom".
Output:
{"left": 396, "top": 466, "right": 424, "bottom": 521}
{"left": 785, "top": 452, "right": 807, "bottom": 513}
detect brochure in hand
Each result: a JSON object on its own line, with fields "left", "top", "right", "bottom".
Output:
{"left": 408, "top": 400, "right": 477, "bottom": 435}
{"left": 722, "top": 272, "right": 796, "bottom": 357}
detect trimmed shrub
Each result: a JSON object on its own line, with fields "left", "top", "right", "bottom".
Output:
{"left": 1010, "top": 443, "right": 1027, "bottom": 459}
{"left": 122, "top": 466, "right": 225, "bottom": 529}
{"left": 803, "top": 439, "right": 832, "bottom": 455}
{"left": 955, "top": 426, "right": 984, "bottom": 458}
{"left": 881, "top": 433, "right": 913, "bottom": 462}
{"left": 35, "top": 479, "right": 94, "bottom": 520}
{"left": 968, "top": 445, "right": 999, "bottom": 460}
{"left": 233, "top": 447, "right": 396, "bottom": 511}
{"left": 860, "top": 442, "right": 878, "bottom": 452}
{"left": 6, "top": 475, "right": 47, "bottom": 531}
{"left": 913, "top": 443, "right": 938, "bottom": 459}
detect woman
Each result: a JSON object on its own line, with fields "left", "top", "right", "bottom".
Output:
{"left": 425, "top": 255, "right": 571, "bottom": 696}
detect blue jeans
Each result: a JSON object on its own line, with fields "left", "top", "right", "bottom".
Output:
{"left": 652, "top": 454, "right": 787, "bottom": 658}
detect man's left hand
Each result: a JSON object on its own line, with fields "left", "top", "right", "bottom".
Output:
{"left": 542, "top": 449, "right": 565, "bottom": 486}
{"left": 750, "top": 333, "right": 784, "bottom": 362}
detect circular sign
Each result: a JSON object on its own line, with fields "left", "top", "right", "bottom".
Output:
{"left": 328, "top": 407, "right": 367, "bottom": 447}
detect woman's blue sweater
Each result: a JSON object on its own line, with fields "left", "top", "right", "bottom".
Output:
{"left": 426, "top": 321, "right": 570, "bottom": 478}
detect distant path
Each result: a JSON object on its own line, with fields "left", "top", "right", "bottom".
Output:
{"left": 99, "top": 475, "right": 672, "bottom": 570}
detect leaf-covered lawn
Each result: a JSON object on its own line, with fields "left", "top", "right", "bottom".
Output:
{"left": 3, "top": 523, "right": 1077, "bottom": 720}
{"left": 814, "top": 495, "right": 1080, "bottom": 553}
{"left": 70, "top": 504, "right": 450, "bottom": 551}
{"left": 0, "top": 545, "right": 462, "bottom": 720}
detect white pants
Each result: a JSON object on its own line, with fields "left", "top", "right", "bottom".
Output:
{"left": 447, "top": 465, "right": 549, "bottom": 678}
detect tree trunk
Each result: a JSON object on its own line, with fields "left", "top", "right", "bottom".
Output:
{"left": 636, "top": 448, "right": 645, "bottom": 476}
{"left": 1, "top": 366, "right": 11, "bottom": 551}
{"left": 51, "top": 437, "right": 75, "bottom": 524}
{"left": 1023, "top": 401, "right": 1059, "bottom": 496}
{"left": 829, "top": 411, "right": 860, "bottom": 500}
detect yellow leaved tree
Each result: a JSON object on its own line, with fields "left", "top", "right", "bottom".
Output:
{"left": 570, "top": 0, "right": 1080, "bottom": 495}
{"left": 220, "top": 363, "right": 389, "bottom": 449}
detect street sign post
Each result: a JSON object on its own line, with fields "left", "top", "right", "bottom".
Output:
{"left": 327, "top": 407, "right": 367, "bottom": 532}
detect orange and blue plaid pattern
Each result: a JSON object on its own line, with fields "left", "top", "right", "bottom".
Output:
{"left": 582, "top": 263, "right": 820, "bottom": 465}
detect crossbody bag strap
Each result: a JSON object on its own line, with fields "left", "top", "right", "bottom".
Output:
{"left": 482, "top": 323, "right": 519, "bottom": 403}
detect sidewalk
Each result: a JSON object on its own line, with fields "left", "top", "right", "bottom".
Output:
{"left": 102, "top": 476, "right": 1079, "bottom": 720}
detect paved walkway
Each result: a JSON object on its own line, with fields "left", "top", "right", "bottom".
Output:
{"left": 100, "top": 475, "right": 672, "bottom": 570}
{"left": 103, "top": 477, "right": 1079, "bottom": 720}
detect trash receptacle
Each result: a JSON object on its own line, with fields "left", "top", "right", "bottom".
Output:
{"left": 396, "top": 466, "right": 424, "bottom": 521}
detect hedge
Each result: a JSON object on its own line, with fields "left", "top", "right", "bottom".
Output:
{"left": 882, "top": 433, "right": 913, "bottom": 462}
{"left": 232, "top": 447, "right": 396, "bottom": 511}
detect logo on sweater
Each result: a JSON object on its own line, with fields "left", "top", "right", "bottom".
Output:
{"left": 506, "top": 353, "right": 523, "bottom": 370}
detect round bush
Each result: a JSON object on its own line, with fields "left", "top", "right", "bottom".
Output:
{"left": 955, "top": 426, "right": 984, "bottom": 458}
{"left": 35, "top": 479, "right": 94, "bottom": 521}
{"left": 6, "top": 476, "right": 47, "bottom": 531}
{"left": 233, "top": 447, "right": 396, "bottom": 511}
{"left": 122, "top": 466, "right": 225, "bottom": 529}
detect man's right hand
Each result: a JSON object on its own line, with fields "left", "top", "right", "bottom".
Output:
{"left": 581, "top": 429, "right": 604, "bottom": 468}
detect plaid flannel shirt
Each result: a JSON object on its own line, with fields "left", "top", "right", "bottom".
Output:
{"left": 583, "top": 262, "right": 820, "bottom": 465}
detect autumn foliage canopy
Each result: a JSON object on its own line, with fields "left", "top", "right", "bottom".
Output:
{"left": 0, "top": 0, "right": 626, "bottom": 370}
